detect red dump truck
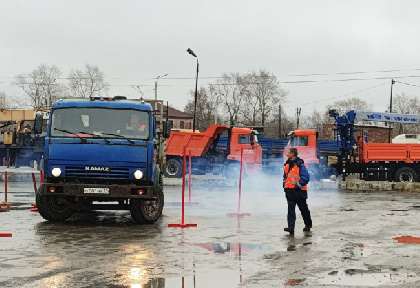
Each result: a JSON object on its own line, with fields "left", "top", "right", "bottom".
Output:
{"left": 163, "top": 124, "right": 262, "bottom": 178}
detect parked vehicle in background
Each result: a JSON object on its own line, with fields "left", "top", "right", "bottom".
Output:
{"left": 330, "top": 109, "right": 420, "bottom": 182}
{"left": 0, "top": 109, "right": 46, "bottom": 169}
{"left": 36, "top": 97, "right": 171, "bottom": 224}
{"left": 164, "top": 124, "right": 262, "bottom": 179}
{"left": 392, "top": 134, "right": 420, "bottom": 144}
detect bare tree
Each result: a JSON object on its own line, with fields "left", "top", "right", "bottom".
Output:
{"left": 13, "top": 64, "right": 65, "bottom": 109}
{"left": 68, "top": 64, "right": 110, "bottom": 98}
{"left": 301, "top": 110, "right": 324, "bottom": 132}
{"left": 184, "top": 87, "right": 216, "bottom": 131}
{"left": 242, "top": 69, "right": 288, "bottom": 127}
{"left": 393, "top": 92, "right": 420, "bottom": 134}
{"left": 322, "top": 97, "right": 374, "bottom": 124}
{"left": 0, "top": 92, "right": 6, "bottom": 109}
{"left": 211, "top": 73, "right": 246, "bottom": 127}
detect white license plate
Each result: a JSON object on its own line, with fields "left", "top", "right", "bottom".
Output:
{"left": 84, "top": 188, "right": 109, "bottom": 194}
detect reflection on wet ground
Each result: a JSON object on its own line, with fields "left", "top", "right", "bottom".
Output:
{"left": 1, "top": 181, "right": 420, "bottom": 287}
{"left": 393, "top": 235, "right": 420, "bottom": 244}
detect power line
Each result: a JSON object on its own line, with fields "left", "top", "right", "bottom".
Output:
{"left": 282, "top": 81, "right": 390, "bottom": 108}
{"left": 394, "top": 80, "right": 420, "bottom": 88}
{"left": 4, "top": 67, "right": 420, "bottom": 80}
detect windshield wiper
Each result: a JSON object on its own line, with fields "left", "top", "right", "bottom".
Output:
{"left": 54, "top": 128, "right": 87, "bottom": 143}
{"left": 99, "top": 132, "right": 135, "bottom": 144}
{"left": 76, "top": 131, "right": 111, "bottom": 144}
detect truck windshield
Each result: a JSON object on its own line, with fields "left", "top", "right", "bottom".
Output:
{"left": 50, "top": 108, "right": 150, "bottom": 140}
{"left": 291, "top": 136, "right": 308, "bottom": 146}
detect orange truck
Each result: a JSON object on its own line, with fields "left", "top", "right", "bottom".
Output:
{"left": 282, "top": 129, "right": 340, "bottom": 180}
{"left": 356, "top": 136, "right": 420, "bottom": 181}
{"left": 164, "top": 124, "right": 262, "bottom": 178}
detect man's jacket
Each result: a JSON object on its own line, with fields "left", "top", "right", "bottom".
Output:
{"left": 283, "top": 157, "right": 310, "bottom": 199}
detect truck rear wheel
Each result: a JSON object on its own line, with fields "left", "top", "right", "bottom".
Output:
{"left": 130, "top": 189, "right": 164, "bottom": 224}
{"left": 163, "top": 159, "right": 182, "bottom": 178}
{"left": 36, "top": 190, "right": 74, "bottom": 221}
{"left": 395, "top": 167, "right": 418, "bottom": 182}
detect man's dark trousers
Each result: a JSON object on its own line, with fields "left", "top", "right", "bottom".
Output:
{"left": 287, "top": 198, "right": 312, "bottom": 228}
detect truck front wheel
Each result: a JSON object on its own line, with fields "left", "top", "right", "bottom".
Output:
{"left": 225, "top": 162, "right": 246, "bottom": 179}
{"left": 36, "top": 191, "right": 74, "bottom": 221}
{"left": 130, "top": 189, "right": 164, "bottom": 224}
{"left": 163, "top": 159, "right": 182, "bottom": 178}
{"left": 395, "top": 167, "right": 418, "bottom": 182}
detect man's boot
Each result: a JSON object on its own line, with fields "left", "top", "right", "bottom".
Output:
{"left": 303, "top": 225, "right": 312, "bottom": 232}
{"left": 284, "top": 227, "right": 294, "bottom": 235}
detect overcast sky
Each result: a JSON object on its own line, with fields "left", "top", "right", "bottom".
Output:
{"left": 1, "top": 0, "right": 420, "bottom": 118}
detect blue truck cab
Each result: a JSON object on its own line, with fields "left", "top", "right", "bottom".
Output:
{"left": 35, "top": 96, "right": 170, "bottom": 224}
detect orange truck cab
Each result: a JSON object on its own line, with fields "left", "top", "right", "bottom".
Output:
{"left": 283, "top": 129, "right": 340, "bottom": 180}
{"left": 164, "top": 124, "right": 262, "bottom": 178}
{"left": 283, "top": 130, "right": 319, "bottom": 164}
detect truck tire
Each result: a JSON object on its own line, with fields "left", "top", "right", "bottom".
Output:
{"left": 163, "top": 159, "right": 182, "bottom": 178}
{"left": 130, "top": 188, "right": 164, "bottom": 224}
{"left": 36, "top": 189, "right": 74, "bottom": 221}
{"left": 224, "top": 162, "right": 246, "bottom": 179}
{"left": 395, "top": 167, "right": 418, "bottom": 182}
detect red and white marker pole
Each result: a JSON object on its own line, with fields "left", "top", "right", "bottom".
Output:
{"left": 168, "top": 146, "right": 197, "bottom": 228}
{"left": 227, "top": 148, "right": 250, "bottom": 217}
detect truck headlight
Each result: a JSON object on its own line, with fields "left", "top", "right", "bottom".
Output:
{"left": 51, "top": 167, "right": 62, "bottom": 177}
{"left": 134, "top": 170, "right": 143, "bottom": 180}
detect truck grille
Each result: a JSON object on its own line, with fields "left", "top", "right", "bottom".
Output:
{"left": 65, "top": 166, "right": 130, "bottom": 179}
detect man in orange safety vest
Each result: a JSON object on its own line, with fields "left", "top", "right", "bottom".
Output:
{"left": 283, "top": 147, "right": 312, "bottom": 235}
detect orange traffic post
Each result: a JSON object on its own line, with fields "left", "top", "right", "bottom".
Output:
{"left": 1, "top": 171, "right": 12, "bottom": 212}
{"left": 168, "top": 146, "right": 197, "bottom": 228}
{"left": 185, "top": 149, "right": 199, "bottom": 206}
{"left": 227, "top": 148, "right": 251, "bottom": 217}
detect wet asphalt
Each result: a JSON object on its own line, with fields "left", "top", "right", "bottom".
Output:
{"left": 1, "top": 176, "right": 420, "bottom": 288}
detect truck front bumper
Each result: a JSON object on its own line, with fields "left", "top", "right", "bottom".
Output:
{"left": 39, "top": 182, "right": 154, "bottom": 199}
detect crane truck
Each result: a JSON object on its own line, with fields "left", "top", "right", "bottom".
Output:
{"left": 283, "top": 110, "right": 420, "bottom": 182}
{"left": 329, "top": 109, "right": 420, "bottom": 182}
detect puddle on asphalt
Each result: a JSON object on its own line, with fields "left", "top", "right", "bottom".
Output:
{"left": 121, "top": 270, "right": 241, "bottom": 288}
{"left": 315, "top": 269, "right": 392, "bottom": 286}
{"left": 393, "top": 235, "right": 420, "bottom": 244}
{"left": 181, "top": 242, "right": 263, "bottom": 254}
{"left": 284, "top": 278, "right": 305, "bottom": 286}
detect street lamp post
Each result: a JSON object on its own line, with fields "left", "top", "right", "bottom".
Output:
{"left": 154, "top": 74, "right": 168, "bottom": 111}
{"left": 187, "top": 48, "right": 199, "bottom": 132}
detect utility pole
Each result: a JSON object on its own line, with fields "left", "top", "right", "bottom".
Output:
{"left": 389, "top": 79, "right": 395, "bottom": 113}
{"left": 388, "top": 79, "right": 395, "bottom": 143}
{"left": 296, "top": 107, "right": 301, "bottom": 129}
{"left": 278, "top": 103, "right": 282, "bottom": 138}
{"left": 154, "top": 74, "right": 168, "bottom": 111}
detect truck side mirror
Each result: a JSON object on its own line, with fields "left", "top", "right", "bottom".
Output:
{"left": 34, "top": 114, "right": 43, "bottom": 135}
{"left": 163, "top": 121, "right": 172, "bottom": 138}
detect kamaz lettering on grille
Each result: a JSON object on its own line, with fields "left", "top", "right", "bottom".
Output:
{"left": 85, "top": 167, "right": 110, "bottom": 172}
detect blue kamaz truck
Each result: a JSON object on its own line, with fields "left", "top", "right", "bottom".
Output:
{"left": 34, "top": 96, "right": 170, "bottom": 224}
